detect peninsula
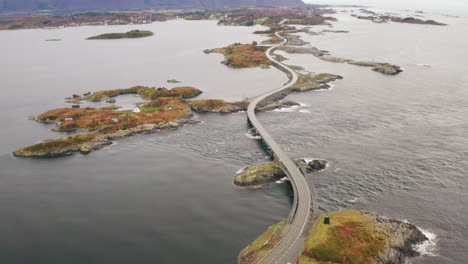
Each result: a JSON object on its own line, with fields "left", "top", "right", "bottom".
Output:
{"left": 9, "top": 8, "right": 435, "bottom": 264}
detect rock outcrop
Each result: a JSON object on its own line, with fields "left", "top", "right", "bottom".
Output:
{"left": 239, "top": 210, "right": 429, "bottom": 264}
{"left": 234, "top": 159, "right": 327, "bottom": 187}
{"left": 349, "top": 61, "right": 403, "bottom": 75}
{"left": 299, "top": 211, "right": 428, "bottom": 264}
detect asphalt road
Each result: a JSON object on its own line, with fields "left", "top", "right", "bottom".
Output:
{"left": 247, "top": 32, "right": 312, "bottom": 264}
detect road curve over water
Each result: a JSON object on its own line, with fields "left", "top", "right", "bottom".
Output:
{"left": 247, "top": 32, "right": 312, "bottom": 264}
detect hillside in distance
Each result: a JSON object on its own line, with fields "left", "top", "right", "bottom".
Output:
{"left": 0, "top": 0, "right": 305, "bottom": 12}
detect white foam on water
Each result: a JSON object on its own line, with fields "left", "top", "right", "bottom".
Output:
{"left": 244, "top": 133, "right": 261, "bottom": 139}
{"left": 273, "top": 103, "right": 310, "bottom": 113}
{"left": 413, "top": 228, "right": 438, "bottom": 256}
{"left": 275, "top": 177, "right": 289, "bottom": 184}
{"left": 272, "top": 105, "right": 301, "bottom": 112}
{"left": 236, "top": 166, "right": 247, "bottom": 174}
{"left": 416, "top": 64, "right": 432, "bottom": 68}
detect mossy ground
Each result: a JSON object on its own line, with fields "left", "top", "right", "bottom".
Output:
{"left": 234, "top": 162, "right": 285, "bottom": 186}
{"left": 86, "top": 86, "right": 202, "bottom": 102}
{"left": 38, "top": 97, "right": 192, "bottom": 132}
{"left": 190, "top": 99, "right": 228, "bottom": 110}
{"left": 298, "top": 211, "right": 387, "bottom": 264}
{"left": 17, "top": 97, "right": 193, "bottom": 156}
{"left": 292, "top": 74, "right": 340, "bottom": 90}
{"left": 261, "top": 34, "right": 283, "bottom": 45}
{"left": 239, "top": 221, "right": 286, "bottom": 264}
{"left": 210, "top": 44, "right": 271, "bottom": 68}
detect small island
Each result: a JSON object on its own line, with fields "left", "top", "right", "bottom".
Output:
{"left": 234, "top": 159, "right": 327, "bottom": 187}
{"left": 352, "top": 9, "right": 447, "bottom": 26}
{"left": 87, "top": 30, "right": 154, "bottom": 40}
{"left": 208, "top": 43, "right": 271, "bottom": 68}
{"left": 276, "top": 46, "right": 403, "bottom": 76}
{"left": 239, "top": 210, "right": 428, "bottom": 264}
{"left": 14, "top": 84, "right": 305, "bottom": 158}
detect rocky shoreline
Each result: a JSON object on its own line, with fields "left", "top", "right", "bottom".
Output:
{"left": 13, "top": 117, "right": 198, "bottom": 158}
{"left": 239, "top": 211, "right": 428, "bottom": 264}
{"left": 234, "top": 159, "right": 327, "bottom": 187}
{"left": 276, "top": 46, "right": 403, "bottom": 76}
{"left": 14, "top": 84, "right": 305, "bottom": 158}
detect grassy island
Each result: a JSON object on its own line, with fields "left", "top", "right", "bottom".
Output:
{"left": 239, "top": 210, "right": 427, "bottom": 264}
{"left": 210, "top": 44, "right": 271, "bottom": 68}
{"left": 79, "top": 86, "right": 202, "bottom": 102}
{"left": 14, "top": 85, "right": 257, "bottom": 158}
{"left": 87, "top": 30, "right": 154, "bottom": 40}
{"left": 14, "top": 96, "right": 193, "bottom": 157}
{"left": 300, "top": 211, "right": 387, "bottom": 263}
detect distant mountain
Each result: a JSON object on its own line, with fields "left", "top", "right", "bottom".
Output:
{"left": 1, "top": 0, "right": 305, "bottom": 12}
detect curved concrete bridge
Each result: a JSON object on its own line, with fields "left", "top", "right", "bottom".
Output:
{"left": 247, "top": 32, "right": 313, "bottom": 264}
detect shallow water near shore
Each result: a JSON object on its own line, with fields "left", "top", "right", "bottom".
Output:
{"left": 0, "top": 11, "right": 467, "bottom": 264}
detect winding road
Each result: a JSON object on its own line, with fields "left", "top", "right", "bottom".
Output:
{"left": 247, "top": 32, "right": 313, "bottom": 264}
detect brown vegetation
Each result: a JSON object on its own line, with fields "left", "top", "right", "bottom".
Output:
{"left": 14, "top": 96, "right": 194, "bottom": 157}
{"left": 210, "top": 44, "right": 271, "bottom": 68}
{"left": 85, "top": 86, "right": 202, "bottom": 102}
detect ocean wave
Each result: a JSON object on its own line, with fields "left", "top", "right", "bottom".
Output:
{"left": 413, "top": 228, "right": 438, "bottom": 256}
{"left": 272, "top": 105, "right": 301, "bottom": 112}
{"left": 275, "top": 177, "right": 289, "bottom": 183}
{"left": 346, "top": 197, "right": 359, "bottom": 203}
{"left": 416, "top": 64, "right": 432, "bottom": 68}
{"left": 244, "top": 128, "right": 261, "bottom": 139}
{"left": 272, "top": 103, "right": 310, "bottom": 113}
{"left": 236, "top": 166, "right": 247, "bottom": 174}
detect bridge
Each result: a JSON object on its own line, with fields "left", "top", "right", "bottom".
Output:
{"left": 246, "top": 32, "right": 314, "bottom": 264}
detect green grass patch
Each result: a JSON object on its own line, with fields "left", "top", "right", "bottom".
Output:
{"left": 239, "top": 221, "right": 286, "bottom": 264}
{"left": 299, "top": 211, "right": 388, "bottom": 264}
{"left": 141, "top": 107, "right": 159, "bottom": 112}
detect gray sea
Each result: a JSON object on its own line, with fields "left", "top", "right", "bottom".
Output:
{"left": 0, "top": 10, "right": 466, "bottom": 264}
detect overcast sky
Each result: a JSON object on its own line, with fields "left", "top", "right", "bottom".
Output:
{"left": 303, "top": 0, "right": 468, "bottom": 15}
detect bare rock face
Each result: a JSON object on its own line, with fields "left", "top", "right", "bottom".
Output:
{"left": 372, "top": 64, "right": 403, "bottom": 75}
{"left": 369, "top": 213, "right": 428, "bottom": 264}
{"left": 234, "top": 162, "right": 285, "bottom": 187}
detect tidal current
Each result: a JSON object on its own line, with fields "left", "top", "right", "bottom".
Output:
{"left": 0, "top": 10, "right": 467, "bottom": 264}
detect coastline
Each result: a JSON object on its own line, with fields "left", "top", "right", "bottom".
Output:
{"left": 2, "top": 8, "right": 454, "bottom": 264}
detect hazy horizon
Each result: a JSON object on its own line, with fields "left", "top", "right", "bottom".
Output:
{"left": 305, "top": 0, "right": 468, "bottom": 15}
